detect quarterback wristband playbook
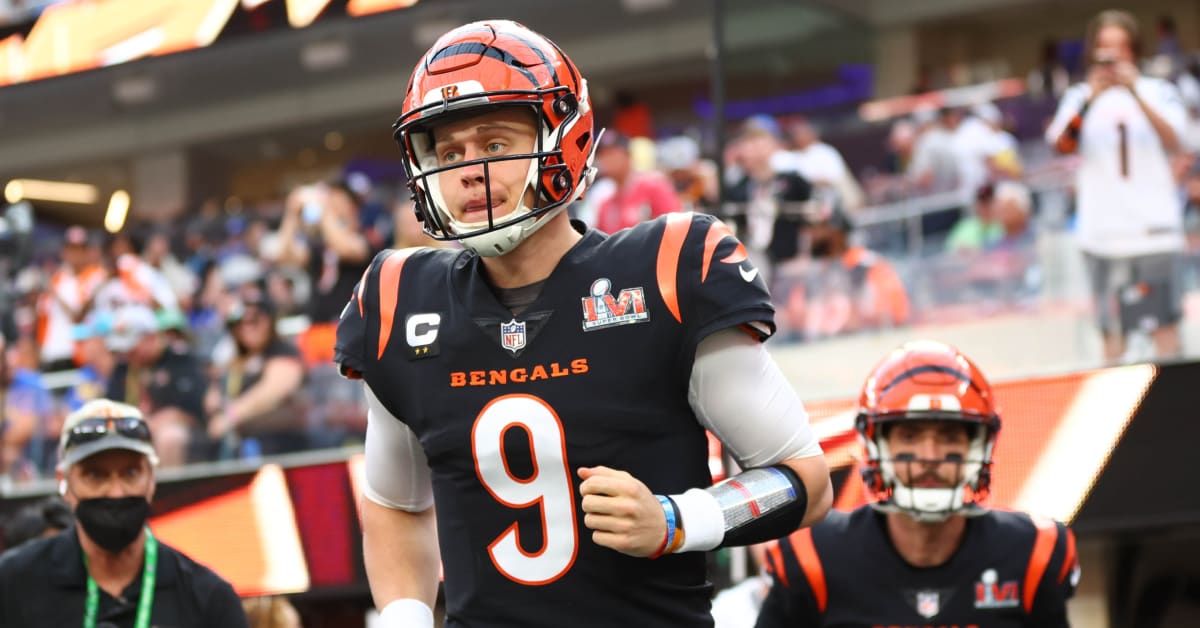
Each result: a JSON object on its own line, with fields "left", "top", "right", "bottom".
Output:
{"left": 655, "top": 465, "right": 808, "bottom": 554}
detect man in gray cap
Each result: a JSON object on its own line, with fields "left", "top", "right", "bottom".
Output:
{"left": 0, "top": 399, "right": 247, "bottom": 627}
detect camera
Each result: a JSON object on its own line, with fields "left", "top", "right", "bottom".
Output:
{"left": 298, "top": 184, "right": 326, "bottom": 225}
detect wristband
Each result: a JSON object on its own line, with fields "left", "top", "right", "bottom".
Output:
{"left": 664, "top": 496, "right": 686, "bottom": 554}
{"left": 378, "top": 599, "right": 434, "bottom": 628}
{"left": 649, "top": 494, "right": 677, "bottom": 559}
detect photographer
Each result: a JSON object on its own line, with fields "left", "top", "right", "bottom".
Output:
{"left": 274, "top": 177, "right": 372, "bottom": 367}
{"left": 1046, "top": 9, "right": 1187, "bottom": 362}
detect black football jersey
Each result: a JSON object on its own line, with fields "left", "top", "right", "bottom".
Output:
{"left": 335, "top": 214, "right": 775, "bottom": 628}
{"left": 755, "top": 506, "right": 1080, "bottom": 628}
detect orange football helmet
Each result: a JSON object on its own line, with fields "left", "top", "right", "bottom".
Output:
{"left": 855, "top": 340, "right": 1001, "bottom": 520}
{"left": 393, "top": 20, "right": 596, "bottom": 256}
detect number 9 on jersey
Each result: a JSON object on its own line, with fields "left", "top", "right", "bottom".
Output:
{"left": 471, "top": 394, "right": 579, "bottom": 585}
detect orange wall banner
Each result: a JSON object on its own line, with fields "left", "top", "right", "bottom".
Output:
{"left": 150, "top": 464, "right": 310, "bottom": 597}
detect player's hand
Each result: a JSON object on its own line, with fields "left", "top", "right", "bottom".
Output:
{"left": 577, "top": 466, "right": 667, "bottom": 558}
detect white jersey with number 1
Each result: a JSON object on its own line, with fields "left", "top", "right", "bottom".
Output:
{"left": 1046, "top": 76, "right": 1187, "bottom": 258}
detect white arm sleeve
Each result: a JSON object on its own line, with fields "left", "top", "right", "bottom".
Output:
{"left": 363, "top": 383, "right": 434, "bottom": 511}
{"left": 688, "top": 328, "right": 823, "bottom": 469}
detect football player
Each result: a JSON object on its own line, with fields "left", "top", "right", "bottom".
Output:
{"left": 754, "top": 340, "right": 1080, "bottom": 628}
{"left": 334, "top": 19, "right": 832, "bottom": 628}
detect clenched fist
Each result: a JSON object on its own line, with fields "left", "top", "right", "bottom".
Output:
{"left": 577, "top": 466, "right": 668, "bottom": 557}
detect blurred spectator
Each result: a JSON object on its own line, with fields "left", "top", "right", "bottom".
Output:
{"left": 157, "top": 308, "right": 194, "bottom": 355}
{"left": 263, "top": 268, "right": 303, "bottom": 318}
{"left": 592, "top": 131, "right": 681, "bottom": 233}
{"left": 1027, "top": 39, "right": 1071, "bottom": 101}
{"left": 1046, "top": 9, "right": 1187, "bottom": 362}
{"left": 772, "top": 117, "right": 865, "bottom": 213}
{"left": 1177, "top": 59, "right": 1200, "bottom": 152}
{"left": 964, "top": 181, "right": 1039, "bottom": 306}
{"left": 611, "top": 90, "right": 654, "bottom": 139}
{"left": 142, "top": 228, "right": 198, "bottom": 312}
{"left": 347, "top": 172, "right": 394, "bottom": 255}
{"left": 777, "top": 208, "right": 910, "bottom": 341}
{"left": 63, "top": 312, "right": 117, "bottom": 412}
{"left": 3, "top": 334, "right": 54, "bottom": 477}
{"left": 1, "top": 496, "right": 72, "bottom": 552}
{"left": 971, "top": 103, "right": 1023, "bottom": 179}
{"left": 723, "top": 118, "right": 813, "bottom": 286}
{"left": 274, "top": 177, "right": 372, "bottom": 367}
{"left": 945, "top": 183, "right": 1004, "bottom": 254}
{"left": 94, "top": 230, "right": 181, "bottom": 316}
{"left": 105, "top": 305, "right": 207, "bottom": 466}
{"left": 35, "top": 226, "right": 105, "bottom": 371}
{"left": 0, "top": 334, "right": 29, "bottom": 479}
{"left": 950, "top": 106, "right": 1010, "bottom": 203}
{"left": 908, "top": 107, "right": 962, "bottom": 194}
{"left": 243, "top": 595, "right": 303, "bottom": 628}
{"left": 1155, "top": 15, "right": 1183, "bottom": 73}
{"left": 885, "top": 118, "right": 917, "bottom": 176}
{"left": 205, "top": 290, "right": 307, "bottom": 459}
{"left": 657, "top": 135, "right": 718, "bottom": 213}
{"left": 992, "top": 181, "right": 1034, "bottom": 250}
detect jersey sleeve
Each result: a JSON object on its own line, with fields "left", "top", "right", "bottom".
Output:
{"left": 1027, "top": 519, "right": 1080, "bottom": 627}
{"left": 655, "top": 212, "right": 775, "bottom": 362}
{"left": 753, "top": 531, "right": 823, "bottom": 627}
{"left": 332, "top": 252, "right": 379, "bottom": 380}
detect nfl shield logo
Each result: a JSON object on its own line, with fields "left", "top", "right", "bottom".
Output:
{"left": 501, "top": 319, "right": 526, "bottom": 354}
{"left": 916, "top": 590, "right": 940, "bottom": 618}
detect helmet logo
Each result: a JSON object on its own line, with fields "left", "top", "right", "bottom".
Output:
{"left": 421, "top": 80, "right": 484, "bottom": 106}
{"left": 906, "top": 394, "right": 961, "bottom": 412}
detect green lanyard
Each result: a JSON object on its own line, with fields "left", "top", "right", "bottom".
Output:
{"left": 83, "top": 528, "right": 158, "bottom": 628}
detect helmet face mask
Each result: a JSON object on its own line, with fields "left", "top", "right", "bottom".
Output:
{"left": 856, "top": 341, "right": 1001, "bottom": 521}
{"left": 864, "top": 417, "right": 992, "bottom": 522}
{"left": 393, "top": 21, "right": 597, "bottom": 257}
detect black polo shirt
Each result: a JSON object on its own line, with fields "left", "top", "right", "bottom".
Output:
{"left": 107, "top": 348, "right": 207, "bottom": 430}
{"left": 0, "top": 526, "right": 248, "bottom": 628}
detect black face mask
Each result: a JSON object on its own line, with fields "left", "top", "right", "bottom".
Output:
{"left": 75, "top": 496, "right": 149, "bottom": 553}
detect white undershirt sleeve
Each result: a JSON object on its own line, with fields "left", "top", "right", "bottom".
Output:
{"left": 687, "top": 328, "right": 823, "bottom": 470}
{"left": 363, "top": 383, "right": 435, "bottom": 511}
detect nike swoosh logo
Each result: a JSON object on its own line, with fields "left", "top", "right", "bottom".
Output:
{"left": 739, "top": 265, "right": 759, "bottom": 282}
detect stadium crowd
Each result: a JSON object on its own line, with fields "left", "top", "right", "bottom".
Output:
{"left": 1, "top": 11, "right": 1199, "bottom": 491}
{"left": 0, "top": 7, "right": 1198, "bottom": 628}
